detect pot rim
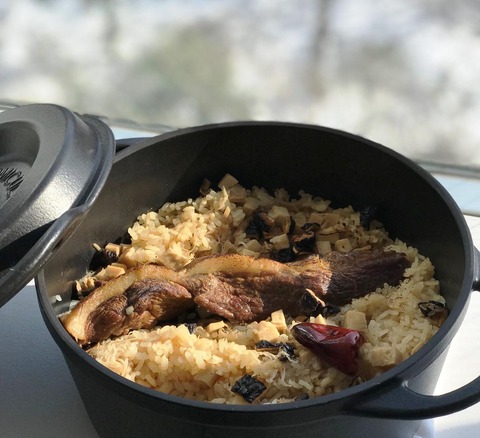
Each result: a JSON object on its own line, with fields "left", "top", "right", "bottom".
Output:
{"left": 36, "top": 120, "right": 477, "bottom": 414}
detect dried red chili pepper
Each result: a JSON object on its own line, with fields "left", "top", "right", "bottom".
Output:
{"left": 291, "top": 322, "right": 364, "bottom": 375}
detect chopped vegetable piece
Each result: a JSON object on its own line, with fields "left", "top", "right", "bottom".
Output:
{"left": 227, "top": 184, "right": 247, "bottom": 203}
{"left": 291, "top": 322, "right": 364, "bottom": 375}
{"left": 105, "top": 243, "right": 121, "bottom": 257}
{"left": 316, "top": 240, "right": 331, "bottom": 255}
{"left": 253, "top": 320, "right": 280, "bottom": 342}
{"left": 184, "top": 322, "right": 197, "bottom": 334}
{"left": 291, "top": 230, "right": 316, "bottom": 253}
{"left": 231, "top": 374, "right": 266, "bottom": 403}
{"left": 343, "top": 310, "right": 367, "bottom": 332}
{"left": 243, "top": 197, "right": 260, "bottom": 214}
{"left": 322, "top": 213, "right": 340, "bottom": 228}
{"left": 334, "top": 238, "right": 353, "bottom": 253}
{"left": 245, "top": 211, "right": 271, "bottom": 239}
{"left": 316, "top": 232, "right": 340, "bottom": 243}
{"left": 199, "top": 178, "right": 211, "bottom": 196}
{"left": 270, "top": 233, "right": 290, "bottom": 250}
{"left": 218, "top": 173, "right": 238, "bottom": 189}
{"left": 301, "top": 222, "right": 320, "bottom": 233}
{"left": 299, "top": 288, "right": 323, "bottom": 316}
{"left": 255, "top": 339, "right": 279, "bottom": 351}
{"left": 308, "top": 212, "right": 324, "bottom": 226}
{"left": 320, "top": 304, "right": 341, "bottom": 317}
{"left": 257, "top": 211, "right": 275, "bottom": 234}
{"left": 278, "top": 343, "right": 296, "bottom": 361}
{"left": 268, "top": 206, "right": 292, "bottom": 234}
{"left": 349, "top": 376, "right": 366, "bottom": 387}
{"left": 206, "top": 320, "right": 226, "bottom": 333}
{"left": 270, "top": 309, "right": 287, "bottom": 332}
{"left": 360, "top": 206, "right": 378, "bottom": 229}
{"left": 74, "top": 276, "right": 98, "bottom": 299}
{"left": 418, "top": 300, "right": 447, "bottom": 317}
{"left": 418, "top": 300, "right": 449, "bottom": 326}
{"left": 270, "top": 246, "right": 295, "bottom": 263}
{"left": 311, "top": 313, "right": 326, "bottom": 324}
{"left": 255, "top": 340, "right": 296, "bottom": 361}
{"left": 370, "top": 345, "right": 402, "bottom": 368}
{"left": 95, "top": 264, "right": 126, "bottom": 281}
{"left": 90, "top": 247, "right": 119, "bottom": 271}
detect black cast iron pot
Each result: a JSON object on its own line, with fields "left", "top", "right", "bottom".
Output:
{"left": 35, "top": 122, "right": 480, "bottom": 438}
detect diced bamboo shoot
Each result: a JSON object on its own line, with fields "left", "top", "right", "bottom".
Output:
{"left": 316, "top": 240, "right": 331, "bottom": 255}
{"left": 199, "top": 178, "right": 212, "bottom": 195}
{"left": 218, "top": 173, "right": 239, "bottom": 189}
{"left": 245, "top": 239, "right": 264, "bottom": 252}
{"left": 206, "top": 320, "right": 226, "bottom": 333}
{"left": 322, "top": 213, "right": 340, "bottom": 228}
{"left": 370, "top": 346, "right": 402, "bottom": 368}
{"left": 118, "top": 246, "right": 139, "bottom": 268}
{"left": 105, "top": 243, "right": 121, "bottom": 257}
{"left": 270, "top": 309, "right": 287, "bottom": 332}
{"left": 228, "top": 184, "right": 247, "bottom": 203}
{"left": 269, "top": 205, "right": 291, "bottom": 233}
{"left": 316, "top": 232, "right": 340, "bottom": 243}
{"left": 312, "top": 314, "right": 326, "bottom": 324}
{"left": 334, "top": 238, "right": 353, "bottom": 252}
{"left": 343, "top": 310, "right": 367, "bottom": 332}
{"left": 270, "top": 233, "right": 290, "bottom": 250}
{"left": 308, "top": 212, "right": 324, "bottom": 225}
{"left": 243, "top": 197, "right": 260, "bottom": 214}
{"left": 253, "top": 321, "right": 280, "bottom": 343}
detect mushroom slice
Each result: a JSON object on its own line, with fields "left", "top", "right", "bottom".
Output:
{"left": 231, "top": 374, "right": 267, "bottom": 403}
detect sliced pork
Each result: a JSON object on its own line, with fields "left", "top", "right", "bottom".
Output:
{"left": 61, "top": 250, "right": 410, "bottom": 345}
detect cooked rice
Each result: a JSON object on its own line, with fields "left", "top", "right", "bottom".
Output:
{"left": 124, "top": 185, "right": 388, "bottom": 270}
{"left": 87, "top": 179, "right": 444, "bottom": 404}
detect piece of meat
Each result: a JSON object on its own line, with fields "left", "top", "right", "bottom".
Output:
{"left": 86, "top": 294, "right": 128, "bottom": 344}
{"left": 84, "top": 279, "right": 194, "bottom": 344}
{"left": 62, "top": 250, "right": 410, "bottom": 344}
{"left": 182, "top": 254, "right": 323, "bottom": 322}
{"left": 185, "top": 271, "right": 319, "bottom": 323}
{"left": 182, "top": 251, "right": 409, "bottom": 322}
{"left": 61, "top": 264, "right": 191, "bottom": 345}
{"left": 290, "top": 250, "right": 410, "bottom": 305}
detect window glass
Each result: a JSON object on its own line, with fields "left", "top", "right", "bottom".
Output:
{"left": 1, "top": 0, "right": 480, "bottom": 167}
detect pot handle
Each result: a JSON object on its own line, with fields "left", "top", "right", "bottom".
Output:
{"left": 351, "top": 246, "right": 480, "bottom": 420}
{"left": 349, "top": 375, "right": 480, "bottom": 420}
{"left": 473, "top": 246, "right": 480, "bottom": 292}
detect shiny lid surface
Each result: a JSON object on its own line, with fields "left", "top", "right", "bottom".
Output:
{"left": 0, "top": 104, "right": 115, "bottom": 307}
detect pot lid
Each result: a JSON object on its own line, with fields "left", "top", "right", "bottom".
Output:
{"left": 0, "top": 103, "right": 115, "bottom": 308}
